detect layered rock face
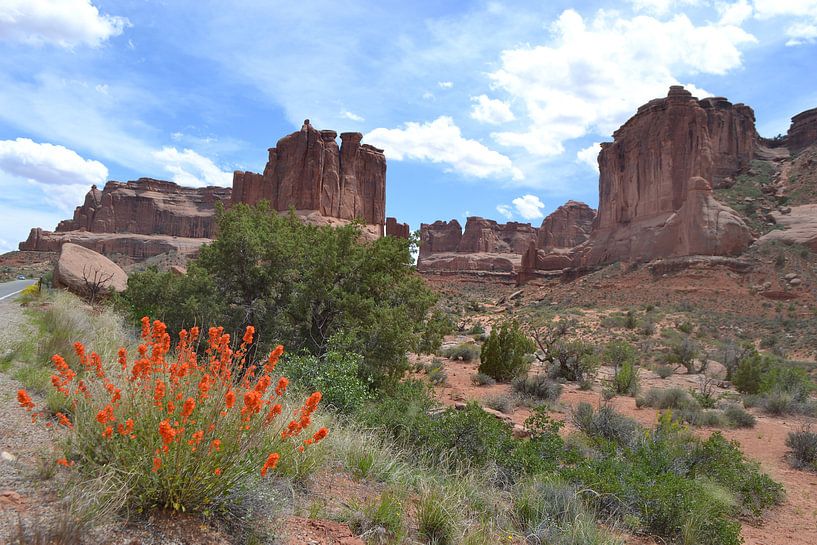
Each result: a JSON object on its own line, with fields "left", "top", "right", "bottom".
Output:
{"left": 578, "top": 86, "right": 754, "bottom": 266}
{"left": 417, "top": 217, "right": 538, "bottom": 273}
{"left": 53, "top": 179, "right": 229, "bottom": 237}
{"left": 232, "top": 120, "right": 386, "bottom": 226}
{"left": 788, "top": 108, "right": 817, "bottom": 154}
{"left": 537, "top": 201, "right": 595, "bottom": 251}
{"left": 20, "top": 179, "right": 231, "bottom": 258}
{"left": 385, "top": 217, "right": 410, "bottom": 238}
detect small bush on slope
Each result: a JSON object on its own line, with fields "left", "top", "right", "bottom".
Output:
{"left": 15, "top": 318, "right": 328, "bottom": 515}
{"left": 478, "top": 320, "right": 534, "bottom": 382}
{"left": 786, "top": 428, "right": 817, "bottom": 471}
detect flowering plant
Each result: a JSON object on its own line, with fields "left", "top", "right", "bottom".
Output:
{"left": 17, "top": 317, "right": 327, "bottom": 513}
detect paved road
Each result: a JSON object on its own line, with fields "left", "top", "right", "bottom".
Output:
{"left": 0, "top": 278, "right": 37, "bottom": 301}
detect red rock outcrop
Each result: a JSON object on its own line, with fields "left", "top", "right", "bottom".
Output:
{"left": 20, "top": 179, "right": 230, "bottom": 258}
{"left": 232, "top": 120, "right": 386, "bottom": 226}
{"left": 53, "top": 179, "right": 229, "bottom": 237}
{"left": 418, "top": 220, "right": 462, "bottom": 260}
{"left": 537, "top": 201, "right": 595, "bottom": 251}
{"left": 788, "top": 108, "right": 817, "bottom": 154}
{"left": 576, "top": 86, "right": 754, "bottom": 266}
{"left": 385, "top": 217, "right": 410, "bottom": 238}
{"left": 54, "top": 243, "right": 128, "bottom": 295}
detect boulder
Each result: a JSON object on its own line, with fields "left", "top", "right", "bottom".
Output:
{"left": 54, "top": 243, "right": 128, "bottom": 295}
{"left": 756, "top": 204, "right": 817, "bottom": 251}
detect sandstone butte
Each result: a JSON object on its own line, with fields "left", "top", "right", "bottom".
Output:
{"left": 19, "top": 121, "right": 408, "bottom": 261}
{"left": 419, "top": 86, "right": 817, "bottom": 279}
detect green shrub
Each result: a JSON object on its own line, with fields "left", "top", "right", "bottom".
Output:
{"left": 123, "top": 203, "right": 438, "bottom": 388}
{"left": 346, "top": 490, "right": 406, "bottom": 543}
{"left": 654, "top": 364, "right": 673, "bottom": 379}
{"left": 550, "top": 340, "right": 599, "bottom": 383}
{"left": 723, "top": 404, "right": 756, "bottom": 428}
{"left": 612, "top": 360, "right": 639, "bottom": 396}
{"left": 637, "top": 387, "right": 697, "bottom": 410}
{"left": 732, "top": 350, "right": 770, "bottom": 394}
{"left": 443, "top": 343, "right": 480, "bottom": 362}
{"left": 572, "top": 403, "right": 640, "bottom": 447}
{"left": 417, "top": 310, "right": 455, "bottom": 355}
{"left": 478, "top": 320, "right": 534, "bottom": 382}
{"left": 677, "top": 320, "right": 694, "bottom": 334}
{"left": 471, "top": 372, "right": 496, "bottom": 386}
{"left": 279, "top": 339, "right": 372, "bottom": 414}
{"left": 511, "top": 374, "right": 563, "bottom": 402}
{"left": 786, "top": 429, "right": 817, "bottom": 470}
{"left": 666, "top": 336, "right": 702, "bottom": 373}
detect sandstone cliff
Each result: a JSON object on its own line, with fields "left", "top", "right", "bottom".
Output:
{"left": 232, "top": 120, "right": 386, "bottom": 226}
{"left": 577, "top": 86, "right": 754, "bottom": 266}
{"left": 788, "top": 108, "right": 817, "bottom": 155}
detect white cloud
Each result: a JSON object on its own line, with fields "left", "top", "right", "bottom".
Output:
{"left": 785, "top": 21, "right": 817, "bottom": 44}
{"left": 717, "top": 0, "right": 754, "bottom": 25}
{"left": 152, "top": 147, "right": 232, "bottom": 188}
{"left": 0, "top": 0, "right": 129, "bottom": 48}
{"left": 487, "top": 9, "right": 755, "bottom": 157}
{"left": 496, "top": 204, "right": 514, "bottom": 220}
{"left": 470, "top": 95, "right": 516, "bottom": 125}
{"left": 576, "top": 143, "right": 601, "bottom": 171}
{"left": 340, "top": 110, "right": 365, "bottom": 122}
{"left": 365, "top": 116, "right": 523, "bottom": 181}
{"left": 753, "top": 0, "right": 817, "bottom": 45}
{"left": 0, "top": 138, "right": 108, "bottom": 186}
{"left": 629, "top": 0, "right": 701, "bottom": 15}
{"left": 438, "top": 81, "right": 454, "bottom": 89}
{"left": 512, "top": 194, "right": 545, "bottom": 220}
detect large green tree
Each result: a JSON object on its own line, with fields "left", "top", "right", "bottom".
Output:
{"left": 122, "top": 203, "right": 437, "bottom": 386}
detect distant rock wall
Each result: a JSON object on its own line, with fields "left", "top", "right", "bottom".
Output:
{"left": 788, "top": 108, "right": 817, "bottom": 154}
{"left": 232, "top": 120, "right": 386, "bottom": 226}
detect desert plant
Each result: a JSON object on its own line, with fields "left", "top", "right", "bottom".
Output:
{"left": 443, "top": 343, "right": 481, "bottom": 362}
{"left": 723, "top": 404, "right": 756, "bottom": 428}
{"left": 550, "top": 340, "right": 599, "bottom": 383}
{"left": 511, "top": 374, "right": 563, "bottom": 402}
{"left": 636, "top": 387, "right": 697, "bottom": 410}
{"left": 666, "top": 336, "right": 703, "bottom": 373}
{"left": 612, "top": 360, "right": 639, "bottom": 396}
{"left": 346, "top": 491, "right": 407, "bottom": 544}
{"left": 484, "top": 394, "right": 516, "bottom": 414}
{"left": 478, "top": 320, "right": 534, "bottom": 382}
{"left": 654, "top": 364, "right": 674, "bottom": 379}
{"left": 416, "top": 490, "right": 456, "bottom": 545}
{"left": 15, "top": 318, "right": 328, "bottom": 515}
{"left": 471, "top": 372, "right": 496, "bottom": 386}
{"left": 572, "top": 402, "right": 640, "bottom": 447}
{"left": 786, "top": 428, "right": 817, "bottom": 470}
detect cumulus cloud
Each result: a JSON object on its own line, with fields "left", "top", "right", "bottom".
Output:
{"left": 512, "top": 194, "right": 545, "bottom": 220}
{"left": 0, "top": 0, "right": 129, "bottom": 48}
{"left": 152, "top": 147, "right": 232, "bottom": 188}
{"left": 438, "top": 81, "right": 454, "bottom": 89}
{"left": 487, "top": 9, "right": 755, "bottom": 157}
{"left": 0, "top": 138, "right": 108, "bottom": 186}
{"left": 340, "top": 110, "right": 365, "bottom": 122}
{"left": 785, "top": 21, "right": 817, "bottom": 44}
{"left": 628, "top": 0, "right": 701, "bottom": 15}
{"left": 470, "top": 95, "right": 516, "bottom": 125}
{"left": 365, "top": 116, "right": 523, "bottom": 181}
{"left": 752, "top": 0, "right": 817, "bottom": 45}
{"left": 496, "top": 204, "right": 514, "bottom": 219}
{"left": 576, "top": 143, "right": 601, "bottom": 171}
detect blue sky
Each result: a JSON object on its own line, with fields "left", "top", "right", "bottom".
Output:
{"left": 1, "top": 0, "right": 816, "bottom": 252}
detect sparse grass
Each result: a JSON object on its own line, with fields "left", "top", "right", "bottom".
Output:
{"left": 723, "top": 404, "right": 756, "bottom": 428}
{"left": 654, "top": 364, "right": 674, "bottom": 379}
{"left": 471, "top": 372, "right": 496, "bottom": 386}
{"left": 443, "top": 343, "right": 480, "bottom": 362}
{"left": 484, "top": 394, "right": 516, "bottom": 414}
{"left": 511, "top": 374, "right": 563, "bottom": 402}
{"left": 346, "top": 490, "right": 407, "bottom": 544}
{"left": 786, "top": 428, "right": 817, "bottom": 471}
{"left": 416, "top": 490, "right": 457, "bottom": 545}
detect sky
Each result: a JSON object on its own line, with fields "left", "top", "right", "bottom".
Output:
{"left": 0, "top": 0, "right": 816, "bottom": 253}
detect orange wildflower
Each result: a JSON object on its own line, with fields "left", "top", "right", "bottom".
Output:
{"left": 117, "top": 418, "right": 134, "bottom": 436}
{"left": 102, "top": 425, "right": 113, "bottom": 439}
{"left": 118, "top": 347, "right": 128, "bottom": 371}
{"left": 225, "top": 389, "right": 236, "bottom": 409}
{"left": 265, "top": 403, "right": 283, "bottom": 423}
{"left": 153, "top": 380, "right": 167, "bottom": 405}
{"left": 260, "top": 452, "right": 280, "bottom": 477}
{"left": 265, "top": 345, "right": 284, "bottom": 372}
{"left": 275, "top": 377, "right": 288, "bottom": 396}
{"left": 214, "top": 467, "right": 221, "bottom": 476}
{"left": 210, "top": 438, "right": 221, "bottom": 452}
{"left": 312, "top": 427, "right": 329, "bottom": 443}
{"left": 242, "top": 390, "right": 262, "bottom": 419}
{"left": 255, "top": 375, "right": 271, "bottom": 396}
{"left": 56, "top": 412, "right": 73, "bottom": 429}
{"left": 17, "top": 389, "right": 34, "bottom": 411}
{"left": 198, "top": 374, "right": 212, "bottom": 399}
{"left": 96, "top": 404, "right": 115, "bottom": 425}
{"left": 141, "top": 316, "right": 151, "bottom": 339}
{"left": 56, "top": 458, "right": 72, "bottom": 467}
{"left": 182, "top": 397, "right": 196, "bottom": 419}
{"left": 242, "top": 325, "right": 255, "bottom": 345}
{"left": 159, "top": 419, "right": 176, "bottom": 448}
{"left": 152, "top": 456, "right": 162, "bottom": 472}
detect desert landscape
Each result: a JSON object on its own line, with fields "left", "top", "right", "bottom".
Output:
{"left": 2, "top": 2, "right": 817, "bottom": 545}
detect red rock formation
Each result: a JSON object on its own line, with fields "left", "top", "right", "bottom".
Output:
{"left": 20, "top": 179, "right": 230, "bottom": 258}
{"left": 232, "top": 120, "right": 386, "bottom": 226}
{"left": 788, "top": 108, "right": 817, "bottom": 154}
{"left": 418, "top": 220, "right": 462, "bottom": 260}
{"left": 53, "top": 179, "right": 229, "bottom": 237}
{"left": 573, "top": 87, "right": 754, "bottom": 266}
{"left": 537, "top": 201, "right": 595, "bottom": 251}
{"left": 385, "top": 217, "right": 410, "bottom": 238}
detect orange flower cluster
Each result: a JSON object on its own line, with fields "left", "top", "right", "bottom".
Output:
{"left": 16, "top": 317, "right": 327, "bottom": 480}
